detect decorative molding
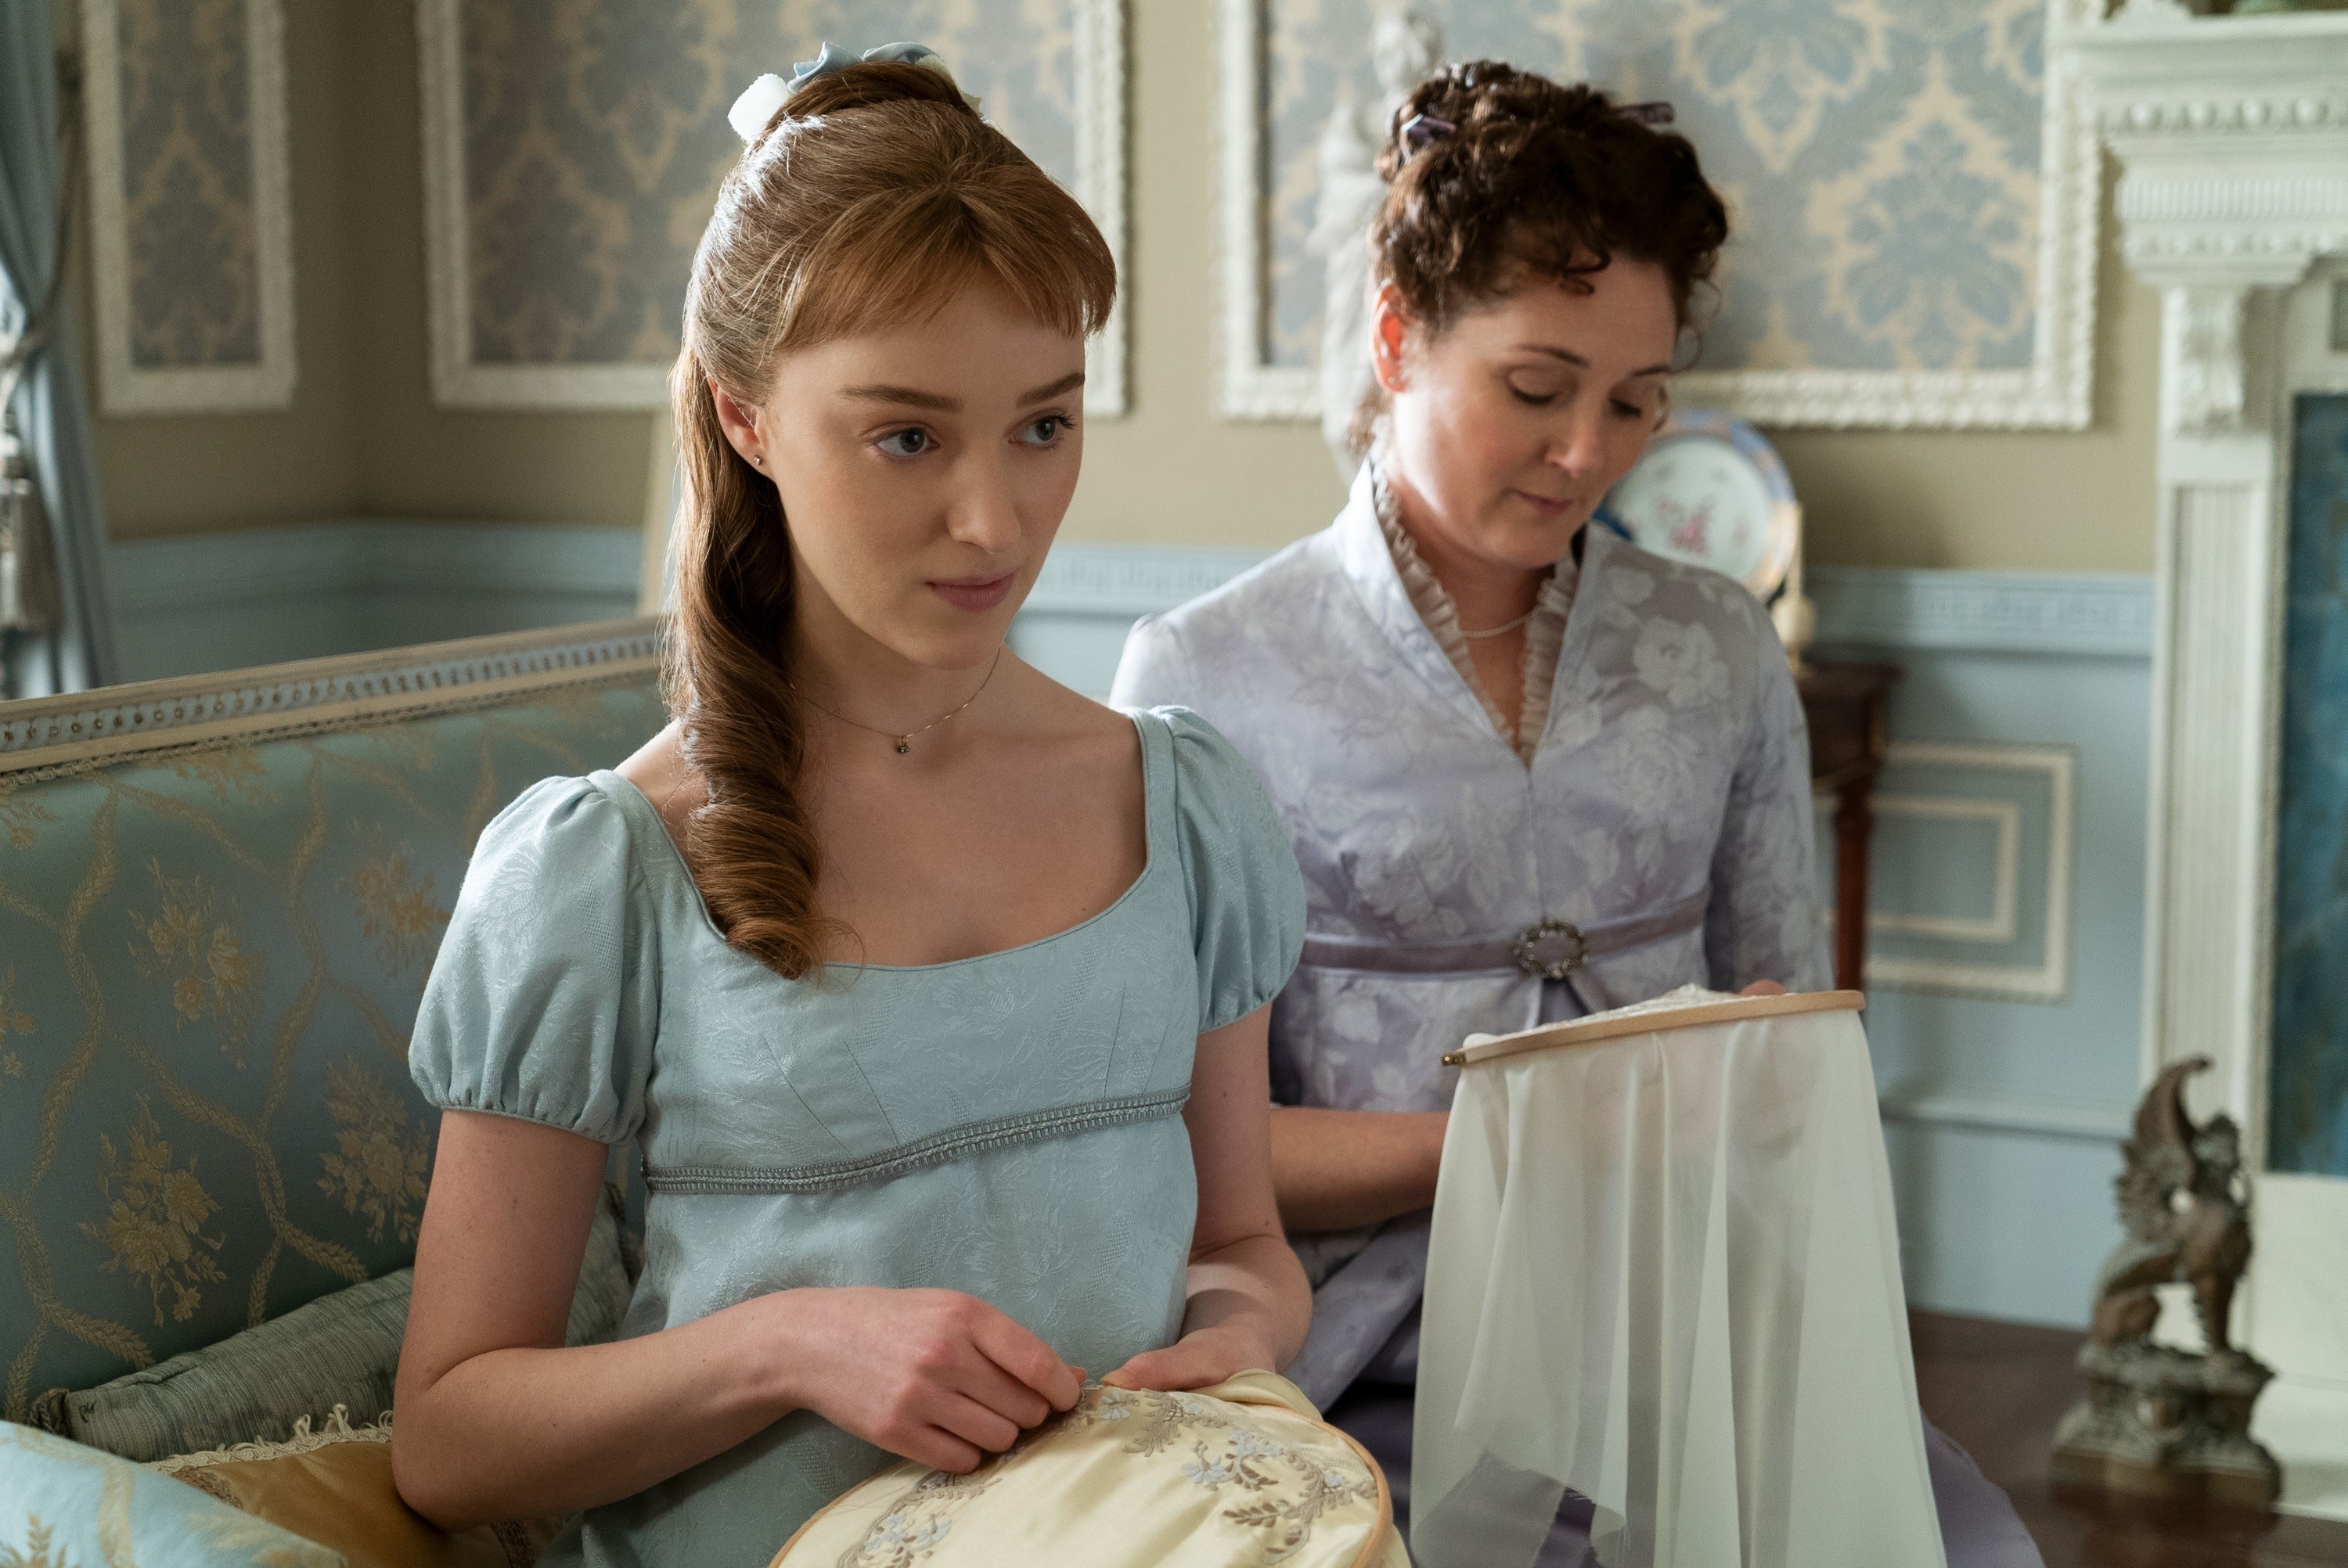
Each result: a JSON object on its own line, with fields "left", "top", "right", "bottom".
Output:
{"left": 2063, "top": 8, "right": 2348, "bottom": 293}
{"left": 81, "top": 0, "right": 296, "bottom": 413}
{"left": 1808, "top": 566, "right": 2155, "bottom": 658}
{"left": 2164, "top": 282, "right": 2250, "bottom": 434}
{"left": 1072, "top": 0, "right": 1129, "bottom": 415}
{"left": 416, "top": 0, "right": 1131, "bottom": 417}
{"left": 1877, "top": 1088, "right": 2130, "bottom": 1144}
{"left": 105, "top": 520, "right": 645, "bottom": 615}
{"left": 1867, "top": 794, "right": 2022, "bottom": 945}
{"left": 1026, "top": 544, "right": 1272, "bottom": 617}
{"left": 1217, "top": 0, "right": 2099, "bottom": 430}
{"left": 2062, "top": 5, "right": 2348, "bottom": 1176}
{"left": 1838, "top": 742, "right": 2078, "bottom": 1005}
{"left": 0, "top": 617, "right": 663, "bottom": 775}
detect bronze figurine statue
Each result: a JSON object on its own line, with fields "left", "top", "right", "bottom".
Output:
{"left": 2052, "top": 1056, "right": 2280, "bottom": 1505}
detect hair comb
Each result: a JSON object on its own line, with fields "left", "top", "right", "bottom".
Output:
{"left": 1400, "top": 113, "right": 1457, "bottom": 155}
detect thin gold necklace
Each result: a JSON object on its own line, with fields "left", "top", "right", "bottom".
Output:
{"left": 793, "top": 649, "right": 1004, "bottom": 755}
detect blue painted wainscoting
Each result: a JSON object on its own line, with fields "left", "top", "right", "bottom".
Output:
{"left": 103, "top": 524, "right": 2153, "bottom": 1328}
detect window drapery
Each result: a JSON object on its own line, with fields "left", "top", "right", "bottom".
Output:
{"left": 1, "top": 2, "right": 118, "bottom": 697}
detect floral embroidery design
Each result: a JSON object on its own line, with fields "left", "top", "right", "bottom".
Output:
{"left": 317, "top": 1058, "right": 431, "bottom": 1244}
{"left": 0, "top": 1517, "right": 71, "bottom": 1568}
{"left": 340, "top": 829, "right": 452, "bottom": 979}
{"left": 0, "top": 788, "right": 56, "bottom": 850}
{"left": 166, "top": 743, "right": 277, "bottom": 805}
{"left": 1, "top": 966, "right": 30, "bottom": 1088}
{"left": 128, "top": 861, "right": 265, "bottom": 1065}
{"left": 81, "top": 1099, "right": 225, "bottom": 1325}
{"left": 837, "top": 1385, "right": 1379, "bottom": 1566}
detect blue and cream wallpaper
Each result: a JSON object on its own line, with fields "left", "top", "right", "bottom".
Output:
{"left": 2271, "top": 391, "right": 2348, "bottom": 1180}
{"left": 1262, "top": 0, "right": 2051, "bottom": 376}
{"left": 455, "top": 0, "right": 1090, "bottom": 372}
{"left": 112, "top": 0, "right": 262, "bottom": 371}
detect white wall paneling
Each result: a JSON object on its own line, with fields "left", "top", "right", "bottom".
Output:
{"left": 81, "top": 0, "right": 296, "bottom": 412}
{"left": 2062, "top": 3, "right": 2348, "bottom": 1518}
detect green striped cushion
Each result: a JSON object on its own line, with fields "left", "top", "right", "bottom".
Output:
{"left": 33, "top": 1192, "right": 635, "bottom": 1463}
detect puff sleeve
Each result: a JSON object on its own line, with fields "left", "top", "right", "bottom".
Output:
{"left": 410, "top": 775, "right": 660, "bottom": 1144}
{"left": 1157, "top": 707, "right": 1307, "bottom": 1033}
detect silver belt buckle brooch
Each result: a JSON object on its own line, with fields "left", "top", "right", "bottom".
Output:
{"left": 1511, "top": 919, "right": 1588, "bottom": 981}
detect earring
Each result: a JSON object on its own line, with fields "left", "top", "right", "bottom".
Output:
{"left": 750, "top": 453, "right": 764, "bottom": 467}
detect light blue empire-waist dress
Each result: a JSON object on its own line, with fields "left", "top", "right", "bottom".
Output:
{"left": 408, "top": 707, "right": 1306, "bottom": 1567}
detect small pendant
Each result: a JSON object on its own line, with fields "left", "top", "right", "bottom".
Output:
{"left": 895, "top": 739, "right": 910, "bottom": 754}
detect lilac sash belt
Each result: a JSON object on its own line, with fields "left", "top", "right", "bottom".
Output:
{"left": 1298, "top": 888, "right": 1709, "bottom": 981}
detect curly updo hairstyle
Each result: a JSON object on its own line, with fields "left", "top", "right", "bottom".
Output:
{"left": 1352, "top": 62, "right": 1730, "bottom": 453}
{"left": 670, "top": 61, "right": 1115, "bottom": 979}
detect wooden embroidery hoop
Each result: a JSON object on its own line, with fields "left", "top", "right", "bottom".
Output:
{"left": 1442, "top": 989, "right": 1866, "bottom": 1067}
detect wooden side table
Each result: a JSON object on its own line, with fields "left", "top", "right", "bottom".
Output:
{"left": 1796, "top": 660, "right": 1899, "bottom": 992}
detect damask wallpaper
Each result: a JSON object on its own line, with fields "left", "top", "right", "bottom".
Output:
{"left": 116, "top": 0, "right": 260, "bottom": 370}
{"left": 82, "top": 0, "right": 295, "bottom": 412}
{"left": 423, "top": 0, "right": 1125, "bottom": 411}
{"left": 2270, "top": 390, "right": 2348, "bottom": 1180}
{"left": 1225, "top": 0, "right": 2095, "bottom": 428}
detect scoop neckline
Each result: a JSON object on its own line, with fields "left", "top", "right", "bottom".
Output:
{"left": 589, "top": 709, "right": 1161, "bottom": 976}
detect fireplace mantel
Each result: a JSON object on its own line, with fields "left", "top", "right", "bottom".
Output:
{"left": 2059, "top": 2, "right": 2348, "bottom": 1519}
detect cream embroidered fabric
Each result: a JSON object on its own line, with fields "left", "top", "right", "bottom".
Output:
{"left": 1414, "top": 988, "right": 1946, "bottom": 1568}
{"left": 769, "top": 1371, "right": 1406, "bottom": 1568}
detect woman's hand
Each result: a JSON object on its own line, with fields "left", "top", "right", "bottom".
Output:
{"left": 1739, "top": 980, "right": 1787, "bottom": 997}
{"left": 1100, "top": 1318, "right": 1284, "bottom": 1394}
{"left": 762, "top": 1286, "right": 1083, "bottom": 1473}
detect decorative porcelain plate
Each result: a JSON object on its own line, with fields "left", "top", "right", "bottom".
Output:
{"left": 1601, "top": 410, "right": 1800, "bottom": 599}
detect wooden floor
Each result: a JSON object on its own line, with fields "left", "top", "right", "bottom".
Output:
{"left": 1912, "top": 1311, "right": 2348, "bottom": 1567}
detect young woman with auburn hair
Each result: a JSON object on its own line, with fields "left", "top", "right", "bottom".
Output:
{"left": 1115, "top": 61, "right": 2041, "bottom": 1568}
{"left": 393, "top": 52, "right": 1309, "bottom": 1566}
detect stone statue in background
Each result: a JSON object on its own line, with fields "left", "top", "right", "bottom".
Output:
{"left": 1307, "top": 7, "right": 1441, "bottom": 481}
{"left": 2052, "top": 1056, "right": 2281, "bottom": 1505}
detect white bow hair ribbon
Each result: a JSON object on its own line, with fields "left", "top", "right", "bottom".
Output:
{"left": 727, "top": 41, "right": 982, "bottom": 144}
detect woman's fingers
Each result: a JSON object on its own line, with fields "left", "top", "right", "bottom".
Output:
{"left": 1739, "top": 979, "right": 1787, "bottom": 997}
{"left": 1103, "top": 1340, "right": 1226, "bottom": 1393}
{"left": 930, "top": 1390, "right": 1025, "bottom": 1456}
{"left": 967, "top": 1304, "right": 1082, "bottom": 1412}
{"left": 901, "top": 1426, "right": 987, "bottom": 1475}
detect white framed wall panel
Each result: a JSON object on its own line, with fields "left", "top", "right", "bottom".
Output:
{"left": 81, "top": 0, "right": 295, "bottom": 413}
{"left": 417, "top": 0, "right": 1129, "bottom": 416}
{"left": 1842, "top": 742, "right": 2077, "bottom": 1005}
{"left": 1217, "top": 0, "right": 2098, "bottom": 430}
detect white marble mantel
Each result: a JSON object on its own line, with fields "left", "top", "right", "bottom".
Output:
{"left": 2058, "top": 1, "right": 2348, "bottom": 1521}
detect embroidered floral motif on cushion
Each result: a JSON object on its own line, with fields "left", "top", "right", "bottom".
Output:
{"left": 834, "top": 1384, "right": 1380, "bottom": 1566}
{"left": 318, "top": 1057, "right": 432, "bottom": 1244}
{"left": 0, "top": 966, "right": 30, "bottom": 1090}
{"left": 127, "top": 861, "right": 264, "bottom": 1065}
{"left": 340, "top": 829, "right": 451, "bottom": 979}
{"left": 166, "top": 743, "right": 276, "bottom": 805}
{"left": 81, "top": 1099, "right": 226, "bottom": 1326}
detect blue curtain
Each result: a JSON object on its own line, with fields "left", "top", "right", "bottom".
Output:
{"left": 1, "top": 1, "right": 120, "bottom": 694}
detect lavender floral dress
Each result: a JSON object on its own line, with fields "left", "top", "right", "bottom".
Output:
{"left": 1109, "top": 466, "right": 2042, "bottom": 1568}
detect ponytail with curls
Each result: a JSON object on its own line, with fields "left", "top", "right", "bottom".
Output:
{"left": 668, "top": 59, "right": 1115, "bottom": 979}
{"left": 1349, "top": 62, "right": 1730, "bottom": 454}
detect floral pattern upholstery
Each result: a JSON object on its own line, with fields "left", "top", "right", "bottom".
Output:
{"left": 0, "top": 623, "right": 667, "bottom": 1420}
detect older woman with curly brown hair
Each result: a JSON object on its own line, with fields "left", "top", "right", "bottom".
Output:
{"left": 1115, "top": 59, "right": 2041, "bottom": 1568}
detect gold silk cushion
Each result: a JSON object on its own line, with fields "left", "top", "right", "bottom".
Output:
{"left": 770, "top": 1372, "right": 1405, "bottom": 1568}
{"left": 149, "top": 1409, "right": 565, "bottom": 1568}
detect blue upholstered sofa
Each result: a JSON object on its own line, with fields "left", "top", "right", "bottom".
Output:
{"left": 0, "top": 620, "right": 666, "bottom": 1440}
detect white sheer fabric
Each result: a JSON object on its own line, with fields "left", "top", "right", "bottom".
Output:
{"left": 1413, "top": 989, "right": 1945, "bottom": 1568}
